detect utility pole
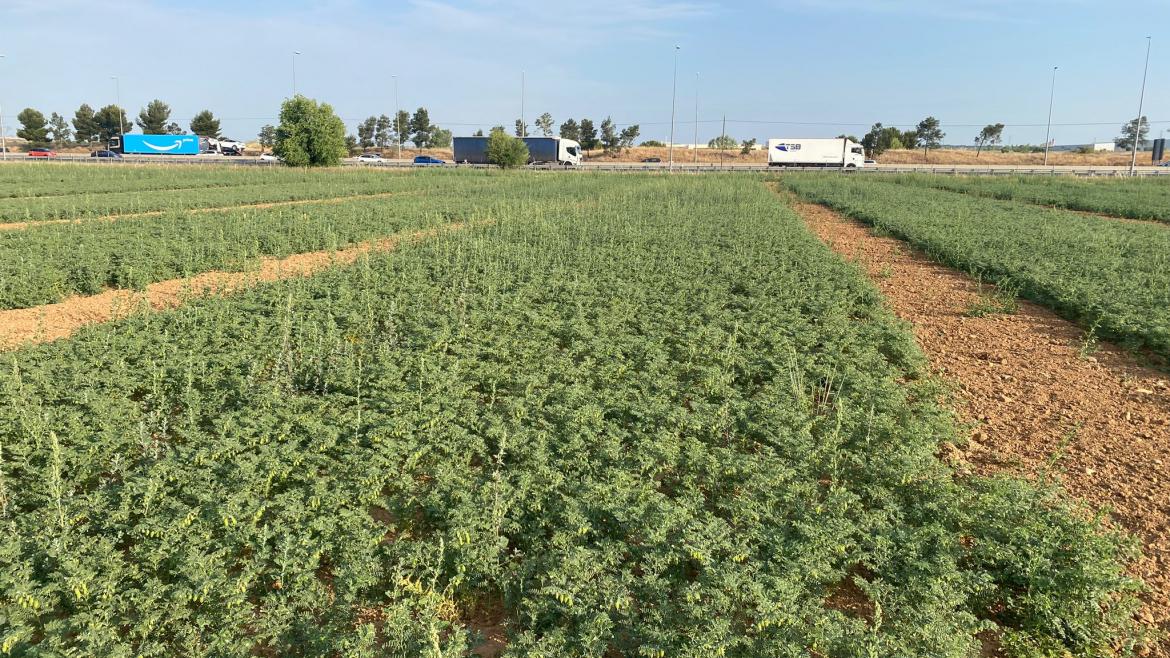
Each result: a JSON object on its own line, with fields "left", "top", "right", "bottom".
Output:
{"left": 292, "top": 51, "right": 301, "bottom": 96}
{"left": 668, "top": 45, "right": 679, "bottom": 171}
{"left": 1130, "top": 37, "right": 1152, "bottom": 176}
{"left": 520, "top": 70, "right": 525, "bottom": 137}
{"left": 720, "top": 114, "right": 726, "bottom": 170}
{"left": 111, "top": 76, "right": 123, "bottom": 136}
{"left": 693, "top": 71, "right": 699, "bottom": 164}
{"left": 1043, "top": 66, "right": 1057, "bottom": 166}
{"left": 0, "top": 54, "right": 7, "bottom": 161}
{"left": 394, "top": 74, "right": 402, "bottom": 159}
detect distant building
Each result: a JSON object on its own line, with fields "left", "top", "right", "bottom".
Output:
{"left": 1092, "top": 142, "right": 1115, "bottom": 152}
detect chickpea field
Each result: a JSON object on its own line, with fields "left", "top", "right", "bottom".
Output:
{"left": 0, "top": 165, "right": 1154, "bottom": 657}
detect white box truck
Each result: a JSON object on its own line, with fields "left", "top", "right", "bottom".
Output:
{"left": 767, "top": 138, "right": 865, "bottom": 168}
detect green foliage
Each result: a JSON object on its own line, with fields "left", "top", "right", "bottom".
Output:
{"left": 409, "top": 107, "right": 433, "bottom": 147}
{"left": 513, "top": 118, "right": 528, "bottom": 138}
{"left": 394, "top": 110, "right": 411, "bottom": 146}
{"left": 784, "top": 173, "right": 1170, "bottom": 359}
{"left": 430, "top": 127, "right": 453, "bottom": 149}
{"left": 47, "top": 113, "right": 72, "bottom": 147}
{"left": 93, "top": 105, "right": 130, "bottom": 140}
{"left": 916, "top": 116, "right": 945, "bottom": 154}
{"left": 257, "top": 124, "right": 276, "bottom": 150}
{"left": 640, "top": 139, "right": 665, "bottom": 147}
{"left": 375, "top": 114, "right": 393, "bottom": 148}
{"left": 357, "top": 116, "right": 377, "bottom": 149}
{"left": 486, "top": 130, "right": 529, "bottom": 168}
{"left": 535, "top": 112, "right": 554, "bottom": 137}
{"left": 975, "top": 123, "right": 1004, "bottom": 155}
{"left": 1115, "top": 116, "right": 1149, "bottom": 151}
{"left": 708, "top": 134, "right": 736, "bottom": 149}
{"left": 72, "top": 104, "right": 99, "bottom": 144}
{"left": 136, "top": 99, "right": 172, "bottom": 134}
{"left": 741, "top": 138, "right": 757, "bottom": 155}
{"left": 274, "top": 95, "right": 348, "bottom": 167}
{"left": 862, "top": 123, "right": 916, "bottom": 156}
{"left": 16, "top": 108, "right": 49, "bottom": 146}
{"left": 618, "top": 124, "right": 640, "bottom": 151}
{"left": 189, "top": 110, "right": 221, "bottom": 137}
{"left": 559, "top": 118, "right": 580, "bottom": 142}
{"left": 578, "top": 118, "right": 599, "bottom": 150}
{"left": 599, "top": 116, "right": 618, "bottom": 151}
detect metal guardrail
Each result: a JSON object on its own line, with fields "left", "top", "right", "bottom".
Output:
{"left": 3, "top": 155, "right": 1168, "bottom": 176}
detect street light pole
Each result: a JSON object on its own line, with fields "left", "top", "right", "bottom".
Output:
{"left": 111, "top": 76, "right": 123, "bottom": 136}
{"left": 1043, "top": 66, "right": 1057, "bottom": 166}
{"left": 668, "top": 45, "right": 679, "bottom": 171}
{"left": 393, "top": 74, "right": 401, "bottom": 159}
{"left": 520, "top": 70, "right": 525, "bottom": 137}
{"left": 1129, "top": 37, "right": 1152, "bottom": 176}
{"left": 693, "top": 71, "right": 699, "bottom": 164}
{"left": 292, "top": 51, "right": 301, "bottom": 96}
{"left": 0, "top": 54, "right": 7, "bottom": 161}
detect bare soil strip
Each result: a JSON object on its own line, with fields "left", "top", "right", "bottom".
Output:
{"left": 0, "top": 190, "right": 426, "bottom": 232}
{"left": 0, "top": 221, "right": 474, "bottom": 350}
{"left": 788, "top": 196, "right": 1170, "bottom": 649}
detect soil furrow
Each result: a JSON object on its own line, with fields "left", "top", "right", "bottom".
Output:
{"left": 0, "top": 220, "right": 476, "bottom": 350}
{"left": 787, "top": 195, "right": 1170, "bottom": 653}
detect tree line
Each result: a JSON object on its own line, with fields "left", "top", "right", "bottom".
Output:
{"left": 503, "top": 114, "right": 640, "bottom": 153}
{"left": 15, "top": 100, "right": 223, "bottom": 147}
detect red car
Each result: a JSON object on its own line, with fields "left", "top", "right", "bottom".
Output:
{"left": 27, "top": 148, "right": 57, "bottom": 158}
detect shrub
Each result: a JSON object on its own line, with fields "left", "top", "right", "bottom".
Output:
{"left": 274, "top": 95, "right": 347, "bottom": 167}
{"left": 486, "top": 130, "right": 529, "bottom": 168}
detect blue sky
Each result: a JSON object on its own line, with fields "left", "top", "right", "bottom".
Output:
{"left": 2, "top": 0, "right": 1168, "bottom": 146}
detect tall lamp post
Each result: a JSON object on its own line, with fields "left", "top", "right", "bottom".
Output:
{"left": 668, "top": 45, "right": 679, "bottom": 171}
{"left": 111, "top": 75, "right": 123, "bottom": 136}
{"left": 393, "top": 74, "right": 402, "bottom": 159}
{"left": 1129, "top": 37, "right": 1152, "bottom": 176}
{"left": 292, "top": 51, "right": 301, "bottom": 96}
{"left": 693, "top": 71, "right": 699, "bottom": 164}
{"left": 1043, "top": 66, "right": 1057, "bottom": 166}
{"left": 0, "top": 54, "right": 7, "bottom": 161}
{"left": 520, "top": 70, "right": 526, "bottom": 137}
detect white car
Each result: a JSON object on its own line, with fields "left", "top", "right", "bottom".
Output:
{"left": 357, "top": 152, "right": 385, "bottom": 163}
{"left": 259, "top": 153, "right": 281, "bottom": 162}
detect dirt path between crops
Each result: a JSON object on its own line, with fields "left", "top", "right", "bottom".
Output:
{"left": 0, "top": 221, "right": 476, "bottom": 350}
{"left": 787, "top": 195, "right": 1170, "bottom": 653}
{"left": 0, "top": 190, "right": 426, "bottom": 232}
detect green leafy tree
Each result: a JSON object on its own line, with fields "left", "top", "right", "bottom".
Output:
{"left": 17, "top": 108, "right": 49, "bottom": 146}
{"left": 72, "top": 104, "right": 99, "bottom": 144}
{"left": 473, "top": 129, "right": 484, "bottom": 137}
{"left": 490, "top": 125, "right": 507, "bottom": 135}
{"left": 486, "top": 129, "right": 529, "bottom": 168}
{"left": 345, "top": 134, "right": 359, "bottom": 155}
{"left": 273, "top": 95, "right": 347, "bottom": 167}
{"left": 599, "top": 117, "right": 619, "bottom": 152}
{"left": 1115, "top": 116, "right": 1149, "bottom": 151}
{"left": 740, "top": 138, "right": 757, "bottom": 155}
{"left": 94, "top": 105, "right": 129, "bottom": 140}
{"left": 189, "top": 110, "right": 221, "bottom": 137}
{"left": 357, "top": 116, "right": 377, "bottom": 149}
{"left": 258, "top": 124, "right": 277, "bottom": 151}
{"left": 431, "top": 127, "right": 453, "bottom": 148}
{"left": 164, "top": 122, "right": 183, "bottom": 135}
{"left": 900, "top": 129, "right": 918, "bottom": 149}
{"left": 375, "top": 114, "right": 393, "bottom": 148}
{"left": 136, "top": 99, "right": 172, "bottom": 134}
{"left": 48, "top": 112, "right": 72, "bottom": 147}
{"left": 579, "top": 118, "right": 598, "bottom": 150}
{"left": 394, "top": 110, "right": 411, "bottom": 146}
{"left": 975, "top": 123, "right": 1004, "bottom": 156}
{"left": 640, "top": 139, "right": 665, "bottom": 147}
{"left": 559, "top": 118, "right": 580, "bottom": 141}
{"left": 618, "top": 124, "right": 640, "bottom": 152}
{"left": 707, "top": 134, "right": 736, "bottom": 149}
{"left": 862, "top": 123, "right": 914, "bottom": 157}
{"left": 915, "top": 116, "right": 944, "bottom": 157}
{"left": 535, "top": 112, "right": 554, "bottom": 137}
{"left": 409, "top": 107, "right": 433, "bottom": 148}
{"left": 514, "top": 119, "right": 528, "bottom": 138}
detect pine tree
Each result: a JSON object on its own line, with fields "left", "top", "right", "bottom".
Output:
{"left": 136, "top": 99, "right": 172, "bottom": 134}
{"left": 189, "top": 110, "right": 221, "bottom": 137}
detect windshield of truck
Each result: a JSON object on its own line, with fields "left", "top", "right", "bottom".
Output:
{"left": 851, "top": 147, "right": 863, "bottom": 155}
{"left": 567, "top": 147, "right": 578, "bottom": 156}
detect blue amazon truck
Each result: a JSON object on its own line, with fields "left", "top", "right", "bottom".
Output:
{"left": 109, "top": 134, "right": 203, "bottom": 155}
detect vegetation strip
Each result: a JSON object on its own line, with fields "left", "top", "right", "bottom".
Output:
{"left": 788, "top": 193, "right": 1170, "bottom": 650}
{"left": 781, "top": 173, "right": 1170, "bottom": 362}
{"left": 0, "top": 174, "right": 1143, "bottom": 656}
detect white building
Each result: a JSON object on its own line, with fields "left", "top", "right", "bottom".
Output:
{"left": 1091, "top": 142, "right": 1115, "bottom": 152}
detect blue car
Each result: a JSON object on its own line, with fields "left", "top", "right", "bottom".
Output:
{"left": 413, "top": 155, "right": 445, "bottom": 165}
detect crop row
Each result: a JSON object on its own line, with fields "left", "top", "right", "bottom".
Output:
{"left": 0, "top": 173, "right": 1140, "bottom": 656}
{"left": 877, "top": 172, "right": 1170, "bottom": 223}
{"left": 0, "top": 172, "right": 578, "bottom": 309}
{"left": 783, "top": 173, "right": 1170, "bottom": 360}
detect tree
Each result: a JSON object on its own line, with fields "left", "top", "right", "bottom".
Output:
{"left": 164, "top": 122, "right": 183, "bottom": 135}
{"left": 836, "top": 134, "right": 860, "bottom": 143}
{"left": 579, "top": 119, "right": 599, "bottom": 150}
{"left": 17, "top": 108, "right": 49, "bottom": 146}
{"left": 72, "top": 104, "right": 99, "bottom": 144}
{"left": 618, "top": 124, "right": 640, "bottom": 152}
{"left": 48, "top": 112, "right": 72, "bottom": 147}
{"left": 974, "top": 123, "right": 1004, "bottom": 156}
{"left": 599, "top": 117, "right": 619, "bottom": 152}
{"left": 136, "top": 99, "right": 172, "bottom": 134}
{"left": 357, "top": 116, "right": 377, "bottom": 149}
{"left": 559, "top": 118, "right": 580, "bottom": 141}
{"left": 535, "top": 112, "right": 554, "bottom": 137}
{"left": 375, "top": 114, "right": 393, "bottom": 148}
{"left": 1115, "top": 116, "right": 1150, "bottom": 151}
{"left": 431, "top": 127, "right": 452, "bottom": 148}
{"left": 861, "top": 123, "right": 913, "bottom": 157}
{"left": 640, "top": 139, "right": 665, "bottom": 147}
{"left": 94, "top": 105, "right": 130, "bottom": 140}
{"left": 473, "top": 129, "right": 484, "bottom": 137}
{"left": 740, "top": 138, "right": 757, "bottom": 155}
{"left": 394, "top": 110, "right": 411, "bottom": 146}
{"left": 514, "top": 119, "right": 528, "bottom": 138}
{"left": 345, "top": 134, "right": 359, "bottom": 155}
{"left": 486, "top": 129, "right": 529, "bottom": 168}
{"left": 490, "top": 125, "right": 507, "bottom": 135}
{"left": 900, "top": 129, "right": 918, "bottom": 150}
{"left": 189, "top": 110, "right": 221, "bottom": 137}
{"left": 409, "top": 107, "right": 433, "bottom": 148}
{"left": 707, "top": 134, "right": 737, "bottom": 149}
{"left": 273, "top": 95, "right": 347, "bottom": 167}
{"left": 258, "top": 124, "right": 277, "bottom": 151}
{"left": 915, "top": 116, "right": 944, "bottom": 157}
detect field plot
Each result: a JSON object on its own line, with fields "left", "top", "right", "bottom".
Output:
{"left": 0, "top": 169, "right": 1143, "bottom": 657}
{"left": 781, "top": 174, "right": 1170, "bottom": 361}
{"left": 876, "top": 173, "right": 1170, "bottom": 223}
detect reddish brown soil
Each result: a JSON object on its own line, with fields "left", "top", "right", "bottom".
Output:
{"left": 0, "top": 222, "right": 471, "bottom": 350}
{"left": 788, "top": 196, "right": 1170, "bottom": 654}
{"left": 0, "top": 190, "right": 424, "bottom": 232}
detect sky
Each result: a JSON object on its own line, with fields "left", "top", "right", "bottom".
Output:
{"left": 2, "top": 0, "right": 1169, "bottom": 147}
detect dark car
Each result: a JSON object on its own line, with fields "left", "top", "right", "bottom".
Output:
{"left": 641, "top": 157, "right": 662, "bottom": 163}
{"left": 27, "top": 148, "right": 58, "bottom": 158}
{"left": 413, "top": 155, "right": 445, "bottom": 165}
{"left": 91, "top": 150, "right": 123, "bottom": 159}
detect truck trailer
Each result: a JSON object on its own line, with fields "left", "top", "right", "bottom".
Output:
{"left": 109, "top": 134, "right": 202, "bottom": 156}
{"left": 767, "top": 138, "right": 865, "bottom": 168}
{"left": 453, "top": 136, "right": 582, "bottom": 166}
